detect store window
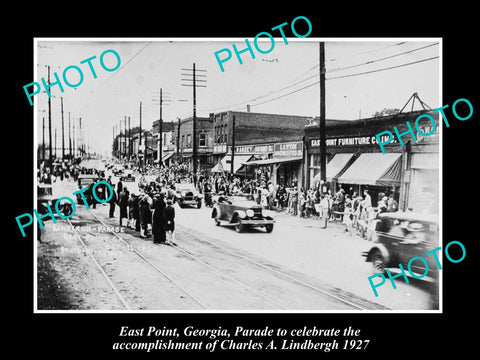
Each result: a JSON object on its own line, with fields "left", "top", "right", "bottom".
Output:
{"left": 199, "top": 132, "right": 207, "bottom": 147}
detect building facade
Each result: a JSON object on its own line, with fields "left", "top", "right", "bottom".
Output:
{"left": 211, "top": 110, "right": 316, "bottom": 187}
{"left": 171, "top": 115, "right": 215, "bottom": 173}
{"left": 304, "top": 110, "right": 439, "bottom": 214}
{"left": 152, "top": 120, "right": 176, "bottom": 166}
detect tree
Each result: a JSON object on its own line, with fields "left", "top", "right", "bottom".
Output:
{"left": 372, "top": 108, "right": 400, "bottom": 118}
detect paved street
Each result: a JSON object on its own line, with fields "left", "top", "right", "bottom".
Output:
{"left": 36, "top": 176, "right": 438, "bottom": 311}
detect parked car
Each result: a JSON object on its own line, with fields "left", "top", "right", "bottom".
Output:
{"left": 112, "top": 165, "right": 124, "bottom": 176}
{"left": 173, "top": 183, "right": 203, "bottom": 208}
{"left": 364, "top": 212, "right": 440, "bottom": 280}
{"left": 211, "top": 195, "right": 275, "bottom": 233}
{"left": 37, "top": 184, "right": 73, "bottom": 217}
{"left": 76, "top": 174, "right": 98, "bottom": 205}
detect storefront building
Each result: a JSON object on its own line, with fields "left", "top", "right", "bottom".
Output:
{"left": 152, "top": 120, "right": 176, "bottom": 166}
{"left": 211, "top": 110, "right": 312, "bottom": 187}
{"left": 171, "top": 115, "right": 215, "bottom": 173}
{"left": 304, "top": 110, "right": 439, "bottom": 213}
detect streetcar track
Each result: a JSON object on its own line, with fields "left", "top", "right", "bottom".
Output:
{"left": 175, "top": 223, "right": 390, "bottom": 311}
{"left": 82, "top": 211, "right": 208, "bottom": 310}
{"left": 66, "top": 218, "right": 131, "bottom": 310}
{"left": 87, "top": 207, "right": 385, "bottom": 310}
{"left": 87, "top": 210, "right": 290, "bottom": 310}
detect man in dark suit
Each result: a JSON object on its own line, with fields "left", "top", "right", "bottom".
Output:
{"left": 118, "top": 187, "right": 129, "bottom": 227}
{"left": 108, "top": 186, "right": 117, "bottom": 218}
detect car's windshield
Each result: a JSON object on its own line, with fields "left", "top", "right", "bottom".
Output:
{"left": 175, "top": 184, "right": 194, "bottom": 191}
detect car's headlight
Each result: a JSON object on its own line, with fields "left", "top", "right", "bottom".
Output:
{"left": 237, "top": 210, "right": 247, "bottom": 219}
{"left": 246, "top": 209, "right": 254, "bottom": 217}
{"left": 47, "top": 200, "right": 52, "bottom": 206}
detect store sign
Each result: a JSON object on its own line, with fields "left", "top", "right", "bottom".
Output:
{"left": 310, "top": 135, "right": 398, "bottom": 148}
{"left": 229, "top": 143, "right": 274, "bottom": 154}
{"left": 274, "top": 141, "right": 303, "bottom": 157}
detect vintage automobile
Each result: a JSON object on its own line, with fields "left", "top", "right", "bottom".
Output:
{"left": 211, "top": 195, "right": 275, "bottom": 233}
{"left": 364, "top": 211, "right": 440, "bottom": 280}
{"left": 173, "top": 183, "right": 203, "bottom": 208}
{"left": 112, "top": 165, "right": 125, "bottom": 176}
{"left": 76, "top": 174, "right": 99, "bottom": 205}
{"left": 37, "top": 184, "right": 73, "bottom": 218}
{"left": 120, "top": 171, "right": 136, "bottom": 183}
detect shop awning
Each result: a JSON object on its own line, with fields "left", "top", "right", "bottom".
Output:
{"left": 337, "top": 153, "right": 402, "bottom": 186}
{"left": 211, "top": 154, "right": 253, "bottom": 173}
{"left": 154, "top": 152, "right": 174, "bottom": 164}
{"left": 242, "top": 156, "right": 303, "bottom": 166}
{"left": 313, "top": 153, "right": 355, "bottom": 181}
{"left": 162, "top": 152, "right": 174, "bottom": 162}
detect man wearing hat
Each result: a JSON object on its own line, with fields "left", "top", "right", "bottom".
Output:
{"left": 164, "top": 199, "right": 176, "bottom": 245}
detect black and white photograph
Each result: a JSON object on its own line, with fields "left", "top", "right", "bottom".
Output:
{"left": 32, "top": 38, "right": 441, "bottom": 312}
{"left": 8, "top": 7, "right": 478, "bottom": 357}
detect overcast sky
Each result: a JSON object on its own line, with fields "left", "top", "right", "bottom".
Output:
{"left": 34, "top": 38, "right": 440, "bottom": 157}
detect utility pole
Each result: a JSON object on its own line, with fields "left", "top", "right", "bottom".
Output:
{"left": 42, "top": 117, "right": 45, "bottom": 161}
{"left": 47, "top": 65, "right": 53, "bottom": 171}
{"left": 319, "top": 42, "right": 326, "bottom": 188}
{"left": 68, "top": 112, "right": 72, "bottom": 159}
{"left": 193, "top": 64, "right": 197, "bottom": 179}
{"left": 73, "top": 118, "right": 76, "bottom": 158}
{"left": 124, "top": 116, "right": 127, "bottom": 160}
{"left": 61, "top": 97, "right": 65, "bottom": 159}
{"left": 152, "top": 88, "right": 171, "bottom": 167}
{"left": 159, "top": 88, "right": 163, "bottom": 165}
{"left": 181, "top": 63, "right": 207, "bottom": 183}
{"left": 139, "top": 101, "right": 142, "bottom": 170}
{"left": 230, "top": 114, "right": 236, "bottom": 176}
{"left": 54, "top": 127, "right": 57, "bottom": 160}
{"left": 176, "top": 118, "right": 181, "bottom": 162}
{"left": 79, "top": 117, "right": 83, "bottom": 156}
{"left": 118, "top": 118, "right": 122, "bottom": 159}
{"left": 128, "top": 116, "right": 131, "bottom": 159}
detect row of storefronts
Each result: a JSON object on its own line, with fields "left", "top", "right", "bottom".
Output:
{"left": 154, "top": 109, "right": 439, "bottom": 214}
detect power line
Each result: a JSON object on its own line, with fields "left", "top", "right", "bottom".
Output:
{"left": 101, "top": 42, "right": 152, "bottom": 85}
{"left": 327, "top": 43, "right": 438, "bottom": 73}
{"left": 326, "top": 41, "right": 406, "bottom": 62}
{"left": 230, "top": 56, "right": 439, "bottom": 111}
{"left": 200, "top": 44, "right": 438, "bottom": 113}
{"left": 326, "top": 56, "right": 439, "bottom": 80}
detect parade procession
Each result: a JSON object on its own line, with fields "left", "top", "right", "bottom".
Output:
{"left": 33, "top": 39, "right": 441, "bottom": 312}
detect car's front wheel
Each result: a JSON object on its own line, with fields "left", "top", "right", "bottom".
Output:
{"left": 62, "top": 204, "right": 73, "bottom": 217}
{"left": 235, "top": 222, "right": 245, "bottom": 233}
{"left": 265, "top": 224, "right": 274, "bottom": 233}
{"left": 370, "top": 249, "right": 386, "bottom": 274}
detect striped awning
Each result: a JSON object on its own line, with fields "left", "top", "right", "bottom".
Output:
{"left": 337, "top": 153, "right": 402, "bottom": 186}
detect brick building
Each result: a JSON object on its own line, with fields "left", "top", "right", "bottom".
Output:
{"left": 210, "top": 110, "right": 346, "bottom": 188}
{"left": 172, "top": 115, "right": 214, "bottom": 172}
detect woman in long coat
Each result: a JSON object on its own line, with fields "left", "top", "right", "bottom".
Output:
{"left": 151, "top": 193, "right": 166, "bottom": 244}
{"left": 139, "top": 195, "right": 152, "bottom": 238}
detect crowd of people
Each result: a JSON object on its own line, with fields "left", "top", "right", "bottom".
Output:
{"left": 38, "top": 159, "right": 399, "bottom": 243}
